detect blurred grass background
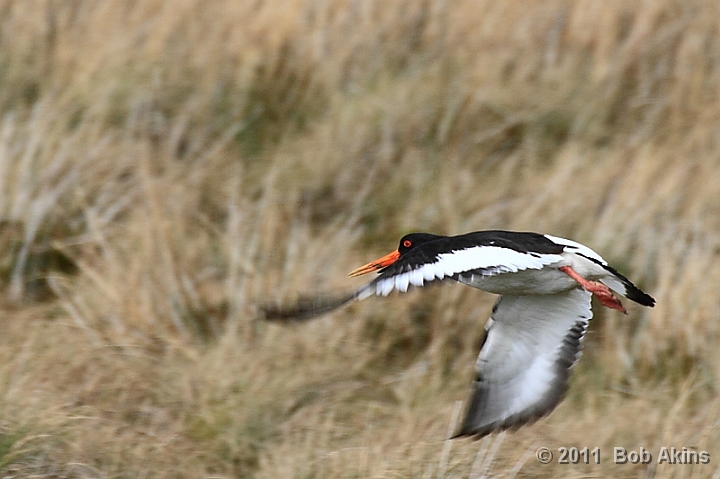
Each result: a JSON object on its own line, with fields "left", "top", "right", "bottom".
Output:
{"left": 0, "top": 0, "right": 719, "bottom": 477}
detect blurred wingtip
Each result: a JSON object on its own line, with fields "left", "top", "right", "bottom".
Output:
{"left": 259, "top": 290, "right": 359, "bottom": 322}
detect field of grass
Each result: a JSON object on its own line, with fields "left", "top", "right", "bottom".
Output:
{"left": 0, "top": 0, "right": 719, "bottom": 477}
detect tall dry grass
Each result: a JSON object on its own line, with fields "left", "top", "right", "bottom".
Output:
{"left": 0, "top": 0, "right": 719, "bottom": 477}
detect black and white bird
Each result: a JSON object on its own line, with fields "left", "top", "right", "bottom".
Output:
{"left": 263, "top": 230, "right": 655, "bottom": 438}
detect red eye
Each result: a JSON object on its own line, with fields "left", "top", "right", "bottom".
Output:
{"left": 403, "top": 239, "right": 412, "bottom": 248}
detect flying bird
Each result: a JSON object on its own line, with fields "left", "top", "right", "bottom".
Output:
{"left": 263, "top": 230, "right": 655, "bottom": 438}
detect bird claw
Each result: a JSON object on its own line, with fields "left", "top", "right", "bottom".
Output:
{"left": 559, "top": 266, "right": 627, "bottom": 314}
{"left": 591, "top": 288, "right": 627, "bottom": 314}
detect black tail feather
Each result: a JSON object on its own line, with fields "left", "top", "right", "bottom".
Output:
{"left": 602, "top": 263, "right": 656, "bottom": 307}
{"left": 577, "top": 253, "right": 655, "bottom": 307}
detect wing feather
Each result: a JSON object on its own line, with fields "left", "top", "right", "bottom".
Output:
{"left": 453, "top": 287, "right": 592, "bottom": 438}
{"left": 365, "top": 246, "right": 564, "bottom": 298}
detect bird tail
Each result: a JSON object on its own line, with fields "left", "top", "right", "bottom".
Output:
{"left": 599, "top": 264, "right": 655, "bottom": 307}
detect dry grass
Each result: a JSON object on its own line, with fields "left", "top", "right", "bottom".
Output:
{"left": 0, "top": 0, "right": 719, "bottom": 477}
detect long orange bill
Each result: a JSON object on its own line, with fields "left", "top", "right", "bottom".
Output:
{"left": 347, "top": 250, "right": 400, "bottom": 278}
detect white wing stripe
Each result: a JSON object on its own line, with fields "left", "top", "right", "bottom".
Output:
{"left": 395, "top": 272, "right": 410, "bottom": 292}
{"left": 423, "top": 266, "right": 437, "bottom": 281}
{"left": 409, "top": 268, "right": 425, "bottom": 287}
{"left": 377, "top": 278, "right": 394, "bottom": 296}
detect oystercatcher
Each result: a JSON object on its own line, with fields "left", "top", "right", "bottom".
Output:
{"left": 263, "top": 230, "right": 655, "bottom": 438}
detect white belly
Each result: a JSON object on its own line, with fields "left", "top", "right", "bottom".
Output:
{"left": 457, "top": 252, "right": 608, "bottom": 295}
{"left": 457, "top": 266, "right": 578, "bottom": 295}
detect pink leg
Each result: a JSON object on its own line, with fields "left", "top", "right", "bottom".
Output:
{"left": 559, "top": 266, "right": 627, "bottom": 314}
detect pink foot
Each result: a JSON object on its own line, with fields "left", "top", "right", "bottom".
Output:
{"left": 559, "top": 266, "right": 627, "bottom": 314}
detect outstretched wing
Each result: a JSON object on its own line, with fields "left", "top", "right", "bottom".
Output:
{"left": 264, "top": 242, "right": 566, "bottom": 320}
{"left": 453, "top": 287, "right": 592, "bottom": 438}
{"left": 260, "top": 291, "right": 359, "bottom": 321}
{"left": 358, "top": 244, "right": 564, "bottom": 299}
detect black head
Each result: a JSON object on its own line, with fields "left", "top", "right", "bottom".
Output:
{"left": 349, "top": 232, "right": 444, "bottom": 278}
{"left": 398, "top": 233, "right": 442, "bottom": 255}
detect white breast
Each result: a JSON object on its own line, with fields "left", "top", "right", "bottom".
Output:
{"left": 456, "top": 265, "right": 574, "bottom": 295}
{"left": 457, "top": 250, "right": 610, "bottom": 296}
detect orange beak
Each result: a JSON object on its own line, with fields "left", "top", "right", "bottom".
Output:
{"left": 347, "top": 250, "right": 401, "bottom": 278}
